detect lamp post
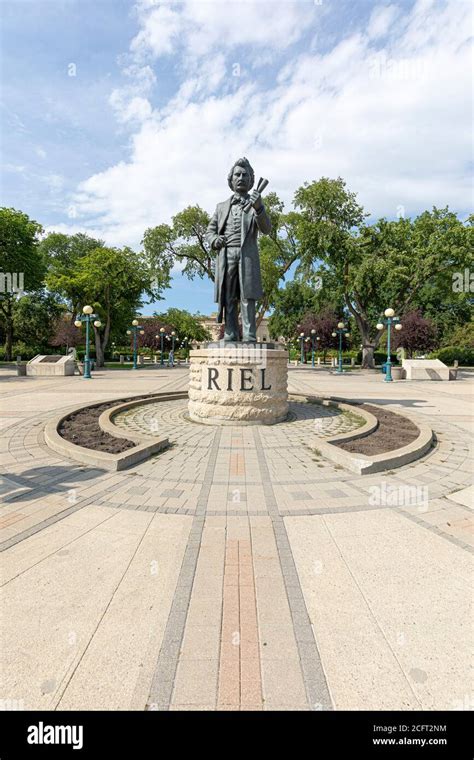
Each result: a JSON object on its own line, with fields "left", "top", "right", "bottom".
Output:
{"left": 126, "top": 319, "right": 144, "bottom": 370}
{"left": 159, "top": 327, "right": 166, "bottom": 367}
{"left": 299, "top": 332, "right": 305, "bottom": 365}
{"left": 310, "top": 329, "right": 320, "bottom": 368}
{"left": 376, "top": 308, "right": 402, "bottom": 382}
{"left": 332, "top": 321, "right": 350, "bottom": 374}
{"left": 182, "top": 336, "right": 189, "bottom": 362}
{"left": 74, "top": 305, "right": 101, "bottom": 379}
{"left": 169, "top": 330, "right": 176, "bottom": 367}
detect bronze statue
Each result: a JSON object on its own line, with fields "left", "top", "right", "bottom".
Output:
{"left": 206, "top": 157, "right": 271, "bottom": 342}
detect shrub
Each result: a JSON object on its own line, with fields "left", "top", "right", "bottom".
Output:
{"left": 11, "top": 342, "right": 45, "bottom": 360}
{"left": 444, "top": 322, "right": 474, "bottom": 349}
{"left": 392, "top": 310, "right": 438, "bottom": 358}
{"left": 76, "top": 349, "right": 97, "bottom": 361}
{"left": 436, "top": 347, "right": 474, "bottom": 366}
{"left": 356, "top": 351, "right": 399, "bottom": 366}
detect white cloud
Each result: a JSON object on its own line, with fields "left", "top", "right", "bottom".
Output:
{"left": 367, "top": 4, "right": 399, "bottom": 39}
{"left": 131, "top": 0, "right": 313, "bottom": 60}
{"left": 45, "top": 174, "right": 65, "bottom": 192}
{"left": 109, "top": 91, "right": 153, "bottom": 123}
{"left": 131, "top": 4, "right": 182, "bottom": 58}
{"left": 109, "top": 63, "right": 156, "bottom": 123}
{"left": 3, "top": 163, "right": 26, "bottom": 173}
{"left": 54, "top": 0, "right": 472, "bottom": 249}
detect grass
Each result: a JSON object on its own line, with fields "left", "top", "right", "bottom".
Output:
{"left": 342, "top": 410, "right": 365, "bottom": 428}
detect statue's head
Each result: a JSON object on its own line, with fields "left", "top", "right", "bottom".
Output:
{"left": 227, "top": 157, "right": 255, "bottom": 193}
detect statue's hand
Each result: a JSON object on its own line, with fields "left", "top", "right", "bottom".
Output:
{"left": 248, "top": 190, "right": 263, "bottom": 210}
{"left": 213, "top": 235, "right": 227, "bottom": 250}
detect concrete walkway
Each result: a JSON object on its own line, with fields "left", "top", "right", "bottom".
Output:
{"left": 0, "top": 367, "right": 472, "bottom": 711}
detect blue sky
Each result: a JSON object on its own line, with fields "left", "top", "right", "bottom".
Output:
{"left": 1, "top": 0, "right": 472, "bottom": 315}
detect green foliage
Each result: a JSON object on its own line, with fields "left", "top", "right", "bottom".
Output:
{"left": 257, "top": 193, "right": 303, "bottom": 321}
{"left": 143, "top": 194, "right": 304, "bottom": 327}
{"left": 74, "top": 246, "right": 150, "bottom": 311}
{"left": 0, "top": 207, "right": 45, "bottom": 359}
{"left": 73, "top": 246, "right": 159, "bottom": 365}
{"left": 10, "top": 341, "right": 45, "bottom": 360}
{"left": 268, "top": 280, "right": 319, "bottom": 339}
{"left": 42, "top": 232, "right": 105, "bottom": 315}
{"left": 294, "top": 176, "right": 367, "bottom": 277}
{"left": 356, "top": 351, "right": 399, "bottom": 366}
{"left": 435, "top": 346, "right": 474, "bottom": 366}
{"left": 441, "top": 318, "right": 474, "bottom": 349}
{"left": 292, "top": 179, "right": 473, "bottom": 366}
{"left": 13, "top": 292, "right": 64, "bottom": 350}
{"left": 153, "top": 307, "right": 211, "bottom": 342}
{"left": 0, "top": 207, "right": 45, "bottom": 286}
{"left": 142, "top": 205, "right": 212, "bottom": 283}
{"left": 356, "top": 209, "right": 473, "bottom": 339}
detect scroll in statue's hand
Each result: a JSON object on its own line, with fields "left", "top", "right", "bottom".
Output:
{"left": 248, "top": 190, "right": 263, "bottom": 210}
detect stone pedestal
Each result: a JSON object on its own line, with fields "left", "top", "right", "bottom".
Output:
{"left": 188, "top": 343, "right": 288, "bottom": 425}
{"left": 402, "top": 359, "right": 451, "bottom": 381}
{"left": 27, "top": 355, "right": 75, "bottom": 376}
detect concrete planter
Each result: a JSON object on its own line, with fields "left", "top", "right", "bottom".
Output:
{"left": 44, "top": 391, "right": 188, "bottom": 471}
{"left": 391, "top": 366, "right": 404, "bottom": 380}
{"left": 308, "top": 398, "right": 433, "bottom": 474}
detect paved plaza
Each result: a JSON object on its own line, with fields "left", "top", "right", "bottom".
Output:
{"left": 0, "top": 366, "right": 472, "bottom": 711}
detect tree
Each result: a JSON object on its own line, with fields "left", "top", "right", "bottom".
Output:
{"left": 153, "top": 308, "right": 211, "bottom": 343}
{"left": 297, "top": 308, "right": 341, "bottom": 363}
{"left": 49, "top": 317, "right": 83, "bottom": 353}
{"left": 392, "top": 310, "right": 438, "bottom": 358}
{"left": 142, "top": 206, "right": 211, "bottom": 286}
{"left": 72, "top": 246, "right": 166, "bottom": 367}
{"left": 255, "top": 193, "right": 303, "bottom": 325}
{"left": 268, "top": 281, "right": 318, "bottom": 340}
{"left": 142, "top": 194, "right": 303, "bottom": 329}
{"left": 445, "top": 319, "right": 474, "bottom": 349}
{"left": 42, "top": 232, "right": 105, "bottom": 320}
{"left": 0, "top": 208, "right": 44, "bottom": 359}
{"left": 13, "top": 292, "right": 64, "bottom": 352}
{"left": 134, "top": 318, "right": 174, "bottom": 353}
{"left": 294, "top": 178, "right": 473, "bottom": 368}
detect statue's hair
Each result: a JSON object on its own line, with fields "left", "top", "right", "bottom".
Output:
{"left": 227, "top": 157, "right": 255, "bottom": 190}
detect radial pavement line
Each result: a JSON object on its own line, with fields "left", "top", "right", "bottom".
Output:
{"left": 252, "top": 427, "right": 333, "bottom": 711}
{"left": 146, "top": 427, "right": 222, "bottom": 710}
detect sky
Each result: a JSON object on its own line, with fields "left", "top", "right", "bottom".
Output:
{"left": 1, "top": 0, "right": 472, "bottom": 315}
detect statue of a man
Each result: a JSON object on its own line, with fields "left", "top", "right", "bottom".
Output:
{"left": 206, "top": 157, "right": 272, "bottom": 343}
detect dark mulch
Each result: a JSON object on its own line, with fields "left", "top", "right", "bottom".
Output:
{"left": 58, "top": 395, "right": 152, "bottom": 454}
{"left": 337, "top": 403, "right": 419, "bottom": 454}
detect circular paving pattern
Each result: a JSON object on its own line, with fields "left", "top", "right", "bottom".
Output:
{"left": 112, "top": 396, "right": 365, "bottom": 443}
